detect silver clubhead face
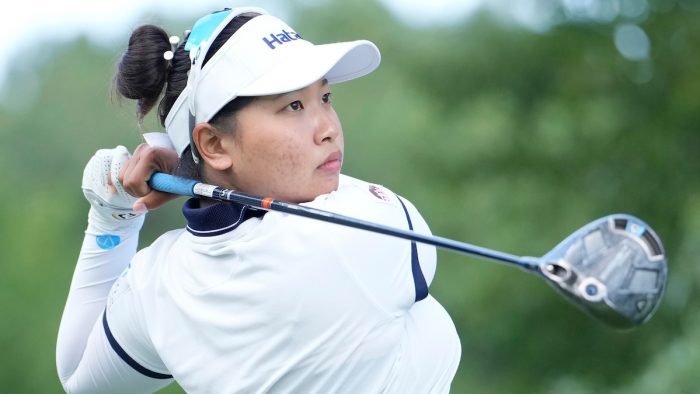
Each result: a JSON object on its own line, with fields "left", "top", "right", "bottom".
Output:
{"left": 537, "top": 214, "right": 667, "bottom": 329}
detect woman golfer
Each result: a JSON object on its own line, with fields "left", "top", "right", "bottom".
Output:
{"left": 57, "top": 6, "right": 460, "bottom": 393}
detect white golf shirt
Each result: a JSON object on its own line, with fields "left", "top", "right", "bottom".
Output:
{"left": 57, "top": 175, "right": 460, "bottom": 393}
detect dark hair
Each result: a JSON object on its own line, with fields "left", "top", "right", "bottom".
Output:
{"left": 113, "top": 12, "right": 259, "bottom": 180}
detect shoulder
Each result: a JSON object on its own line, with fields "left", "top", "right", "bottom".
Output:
{"left": 338, "top": 174, "right": 393, "bottom": 196}
{"left": 331, "top": 174, "right": 404, "bottom": 208}
{"left": 279, "top": 174, "right": 428, "bottom": 234}
{"left": 136, "top": 228, "right": 185, "bottom": 258}
{"left": 336, "top": 174, "right": 431, "bottom": 233}
{"left": 125, "top": 228, "right": 186, "bottom": 279}
{"left": 336, "top": 174, "right": 421, "bottom": 217}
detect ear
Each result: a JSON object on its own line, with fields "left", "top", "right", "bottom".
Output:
{"left": 192, "top": 123, "right": 233, "bottom": 171}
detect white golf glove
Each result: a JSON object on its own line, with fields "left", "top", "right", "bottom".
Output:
{"left": 82, "top": 146, "right": 145, "bottom": 233}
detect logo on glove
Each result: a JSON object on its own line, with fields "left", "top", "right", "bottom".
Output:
{"left": 112, "top": 212, "right": 141, "bottom": 220}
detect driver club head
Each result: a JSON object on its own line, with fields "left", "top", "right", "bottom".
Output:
{"left": 537, "top": 214, "right": 667, "bottom": 329}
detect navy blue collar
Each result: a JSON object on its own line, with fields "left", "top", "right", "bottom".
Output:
{"left": 182, "top": 198, "right": 266, "bottom": 237}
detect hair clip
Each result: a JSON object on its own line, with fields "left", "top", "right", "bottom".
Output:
{"left": 164, "top": 35, "right": 181, "bottom": 61}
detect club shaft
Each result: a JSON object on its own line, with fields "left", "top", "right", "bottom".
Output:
{"left": 148, "top": 173, "right": 539, "bottom": 271}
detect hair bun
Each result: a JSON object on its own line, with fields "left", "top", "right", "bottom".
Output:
{"left": 113, "top": 25, "right": 172, "bottom": 119}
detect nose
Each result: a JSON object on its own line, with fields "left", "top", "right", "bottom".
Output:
{"left": 313, "top": 107, "right": 341, "bottom": 145}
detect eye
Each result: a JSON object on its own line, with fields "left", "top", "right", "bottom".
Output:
{"left": 286, "top": 100, "right": 304, "bottom": 111}
{"left": 322, "top": 92, "right": 332, "bottom": 104}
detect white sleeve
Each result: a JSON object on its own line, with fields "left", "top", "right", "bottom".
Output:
{"left": 56, "top": 210, "right": 173, "bottom": 393}
{"left": 59, "top": 310, "right": 172, "bottom": 394}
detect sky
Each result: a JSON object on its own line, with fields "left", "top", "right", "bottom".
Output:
{"left": 0, "top": 0, "right": 485, "bottom": 95}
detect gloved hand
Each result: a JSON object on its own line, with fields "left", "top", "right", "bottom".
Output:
{"left": 120, "top": 134, "right": 180, "bottom": 212}
{"left": 82, "top": 146, "right": 146, "bottom": 233}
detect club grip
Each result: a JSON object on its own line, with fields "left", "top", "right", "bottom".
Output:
{"left": 148, "top": 173, "right": 198, "bottom": 197}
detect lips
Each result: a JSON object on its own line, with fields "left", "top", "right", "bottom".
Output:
{"left": 318, "top": 151, "right": 343, "bottom": 172}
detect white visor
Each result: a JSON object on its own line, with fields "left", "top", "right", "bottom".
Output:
{"left": 164, "top": 11, "right": 381, "bottom": 157}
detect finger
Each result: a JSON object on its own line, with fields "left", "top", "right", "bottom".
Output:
{"left": 110, "top": 146, "right": 132, "bottom": 198}
{"left": 82, "top": 150, "right": 117, "bottom": 196}
{"left": 117, "top": 148, "right": 138, "bottom": 190}
{"left": 151, "top": 147, "right": 179, "bottom": 174}
{"left": 121, "top": 144, "right": 179, "bottom": 200}
{"left": 121, "top": 144, "right": 153, "bottom": 197}
{"left": 134, "top": 191, "right": 179, "bottom": 211}
{"left": 106, "top": 171, "right": 118, "bottom": 194}
{"left": 130, "top": 146, "right": 179, "bottom": 196}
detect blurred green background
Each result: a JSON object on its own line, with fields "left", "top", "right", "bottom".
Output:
{"left": 1, "top": 0, "right": 698, "bottom": 392}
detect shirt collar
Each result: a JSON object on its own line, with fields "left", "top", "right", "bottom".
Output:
{"left": 182, "top": 198, "right": 266, "bottom": 237}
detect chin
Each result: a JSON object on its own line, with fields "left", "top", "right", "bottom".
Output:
{"left": 323, "top": 175, "right": 341, "bottom": 194}
{"left": 296, "top": 178, "right": 339, "bottom": 203}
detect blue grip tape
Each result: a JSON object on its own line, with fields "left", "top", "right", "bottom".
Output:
{"left": 148, "top": 173, "right": 198, "bottom": 197}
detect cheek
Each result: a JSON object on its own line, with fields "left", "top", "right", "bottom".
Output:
{"left": 251, "top": 136, "right": 307, "bottom": 180}
{"left": 274, "top": 142, "right": 306, "bottom": 176}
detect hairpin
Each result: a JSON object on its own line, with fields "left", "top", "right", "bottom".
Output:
{"left": 164, "top": 35, "right": 182, "bottom": 60}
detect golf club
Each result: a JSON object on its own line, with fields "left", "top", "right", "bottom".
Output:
{"left": 148, "top": 173, "right": 668, "bottom": 329}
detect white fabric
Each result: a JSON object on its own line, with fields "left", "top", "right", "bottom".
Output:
{"left": 142, "top": 132, "right": 175, "bottom": 150}
{"left": 57, "top": 175, "right": 460, "bottom": 393}
{"left": 116, "top": 175, "right": 459, "bottom": 393}
{"left": 81, "top": 146, "right": 145, "bottom": 231}
{"left": 165, "top": 11, "right": 381, "bottom": 156}
{"left": 56, "top": 220, "right": 167, "bottom": 393}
